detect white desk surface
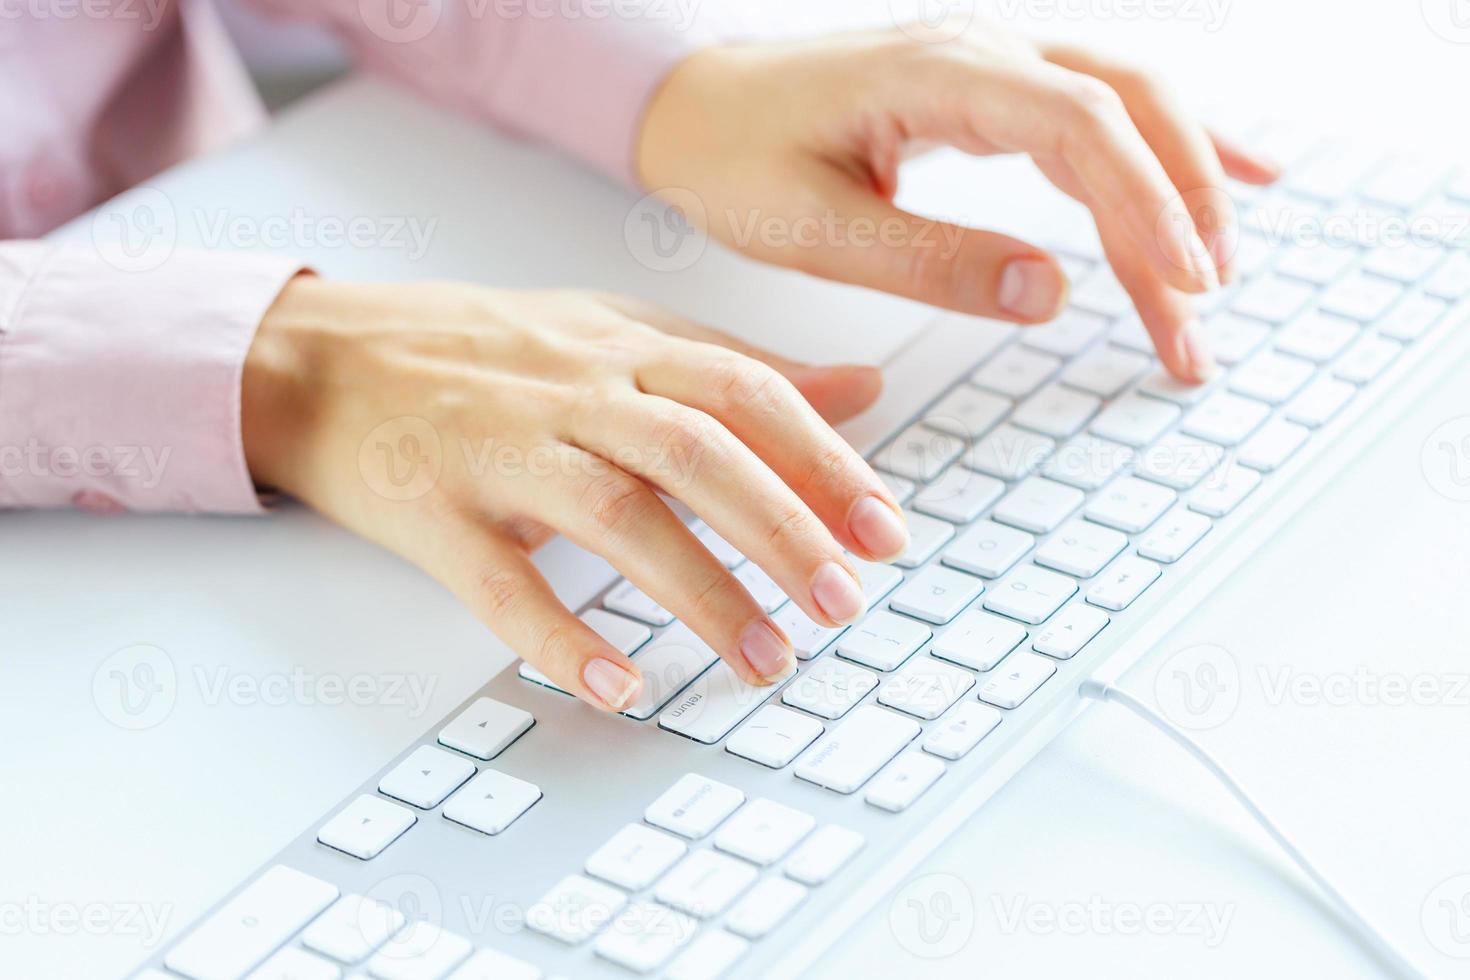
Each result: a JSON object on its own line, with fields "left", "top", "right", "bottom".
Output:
{"left": 8, "top": 3, "right": 1470, "bottom": 977}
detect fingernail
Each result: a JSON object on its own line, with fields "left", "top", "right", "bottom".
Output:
{"left": 1178, "top": 320, "right": 1218, "bottom": 382}
{"left": 739, "top": 620, "right": 793, "bottom": 679}
{"left": 810, "top": 561, "right": 867, "bottom": 625}
{"left": 1209, "top": 225, "right": 1239, "bottom": 284}
{"left": 997, "top": 258, "right": 1065, "bottom": 320}
{"left": 583, "top": 658, "right": 640, "bottom": 710}
{"left": 1187, "top": 231, "right": 1220, "bottom": 291}
{"left": 848, "top": 494, "right": 909, "bottom": 561}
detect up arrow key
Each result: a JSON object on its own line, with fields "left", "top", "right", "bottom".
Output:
{"left": 438, "top": 697, "right": 535, "bottom": 761}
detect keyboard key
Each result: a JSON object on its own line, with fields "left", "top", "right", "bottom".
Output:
{"left": 922, "top": 386, "right": 1012, "bottom": 440}
{"left": 991, "top": 476, "right": 1085, "bottom": 534}
{"left": 658, "top": 660, "right": 791, "bottom": 744}
{"left": 922, "top": 701, "right": 1003, "bottom": 760}
{"left": 1071, "top": 266, "right": 1134, "bottom": 317}
{"left": 1276, "top": 310, "right": 1359, "bottom": 363}
{"left": 888, "top": 565, "right": 984, "bottom": 624}
{"left": 782, "top": 657, "right": 878, "bottom": 720}
{"left": 982, "top": 565, "right": 1077, "bottom": 625}
{"left": 726, "top": 878, "right": 809, "bottom": 940}
{"left": 693, "top": 522, "right": 745, "bottom": 568}
{"left": 1181, "top": 391, "right": 1271, "bottom": 446}
{"left": 1189, "top": 464, "right": 1262, "bottom": 517}
{"left": 734, "top": 563, "right": 789, "bottom": 614}
{"left": 1108, "top": 314, "right": 1154, "bottom": 353}
{"left": 1319, "top": 271, "right": 1403, "bottom": 322}
{"left": 893, "top": 510, "right": 955, "bottom": 569}
{"left": 302, "top": 894, "right": 405, "bottom": 966}
{"left": 977, "top": 652, "right": 1057, "bottom": 709}
{"left": 1020, "top": 308, "right": 1109, "bottom": 357}
{"left": 784, "top": 826, "right": 866, "bottom": 885}
{"left": 877, "top": 656, "right": 976, "bottom": 719}
{"left": 1359, "top": 158, "right": 1447, "bottom": 210}
{"left": 527, "top": 874, "right": 627, "bottom": 944}
{"left": 794, "top": 705, "right": 921, "bottom": 793}
{"left": 865, "top": 751, "right": 946, "bottom": 812}
{"left": 850, "top": 557, "right": 905, "bottom": 607}
{"left": 932, "top": 609, "right": 1026, "bottom": 671}
{"left": 1136, "top": 368, "right": 1218, "bottom": 406}
{"left": 1422, "top": 251, "right": 1470, "bottom": 300}
{"left": 942, "top": 520, "right": 1034, "bottom": 578}
{"left": 165, "top": 866, "right": 339, "bottom": 980}
{"left": 441, "top": 769, "right": 540, "bottom": 835}
{"left": 1060, "top": 345, "right": 1151, "bottom": 398}
{"left": 1362, "top": 242, "right": 1445, "bottom": 284}
{"left": 445, "top": 949, "right": 541, "bottom": 980}
{"left": 1032, "top": 604, "right": 1110, "bottom": 660}
{"left": 1085, "top": 556, "right": 1162, "bottom": 610}
{"left": 604, "top": 579, "right": 675, "bottom": 626}
{"left": 1238, "top": 418, "right": 1311, "bottom": 472}
{"left": 1333, "top": 333, "right": 1401, "bottom": 384}
{"left": 1012, "top": 383, "right": 1101, "bottom": 438}
{"left": 772, "top": 604, "right": 843, "bottom": 661}
{"left": 836, "top": 611, "right": 931, "bottom": 671}
{"left": 665, "top": 929, "right": 748, "bottom": 980}
{"left": 656, "top": 850, "right": 759, "bottom": 919}
{"left": 366, "top": 923, "right": 473, "bottom": 980}
{"left": 1134, "top": 433, "right": 1225, "bottom": 490}
{"left": 1204, "top": 312, "right": 1270, "bottom": 365}
{"left": 874, "top": 423, "right": 964, "bottom": 482}
{"left": 1034, "top": 519, "right": 1127, "bottom": 578}
{"left": 1137, "top": 508, "right": 1212, "bottom": 562}
{"left": 438, "top": 697, "right": 534, "bottom": 761}
{"left": 581, "top": 608, "right": 653, "bottom": 655}
{"left": 247, "top": 947, "right": 339, "bottom": 980}
{"left": 1273, "top": 242, "right": 1357, "bottom": 285}
{"left": 585, "top": 823, "right": 688, "bottom": 890}
{"left": 1229, "top": 349, "right": 1315, "bottom": 404}
{"left": 912, "top": 466, "right": 1005, "bottom": 523}
{"left": 1090, "top": 393, "right": 1181, "bottom": 448}
{"left": 968, "top": 423, "right": 1056, "bottom": 480}
{"left": 1230, "top": 275, "right": 1315, "bottom": 323}
{"left": 726, "top": 705, "right": 824, "bottom": 768}
{"left": 624, "top": 623, "right": 718, "bottom": 720}
{"left": 1377, "top": 293, "right": 1447, "bottom": 341}
{"left": 645, "top": 774, "right": 744, "bottom": 839}
{"left": 715, "top": 798, "right": 816, "bottom": 865}
{"left": 1285, "top": 375, "right": 1356, "bottom": 428}
{"left": 971, "top": 346, "right": 1060, "bottom": 398}
{"left": 1085, "top": 475, "right": 1176, "bottom": 532}
{"left": 317, "top": 796, "right": 415, "bottom": 860}
{"left": 378, "top": 745, "right": 475, "bottom": 810}
{"left": 595, "top": 902, "right": 698, "bottom": 972}
{"left": 877, "top": 471, "right": 917, "bottom": 506}
{"left": 1043, "top": 434, "right": 1134, "bottom": 491}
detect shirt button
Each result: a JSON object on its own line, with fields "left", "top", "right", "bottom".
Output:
{"left": 72, "top": 490, "right": 126, "bottom": 514}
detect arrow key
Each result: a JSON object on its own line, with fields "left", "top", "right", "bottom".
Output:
{"left": 378, "top": 744, "right": 476, "bottom": 809}
{"left": 438, "top": 697, "right": 534, "bottom": 761}
{"left": 317, "top": 795, "right": 416, "bottom": 859}
{"left": 443, "top": 769, "right": 541, "bottom": 835}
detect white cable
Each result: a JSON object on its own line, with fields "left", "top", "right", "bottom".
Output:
{"left": 1079, "top": 677, "right": 1427, "bottom": 980}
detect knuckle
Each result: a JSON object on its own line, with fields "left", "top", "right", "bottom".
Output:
{"left": 581, "top": 472, "right": 650, "bottom": 535}
{"left": 765, "top": 501, "right": 818, "bottom": 554}
{"left": 475, "top": 565, "right": 525, "bottom": 621}
{"left": 534, "top": 620, "right": 587, "bottom": 676}
{"left": 705, "top": 355, "right": 786, "bottom": 416}
{"left": 650, "top": 408, "right": 720, "bottom": 472}
{"left": 684, "top": 569, "right": 735, "bottom": 624}
{"left": 1063, "top": 75, "right": 1127, "bottom": 130}
{"left": 803, "top": 442, "right": 855, "bottom": 491}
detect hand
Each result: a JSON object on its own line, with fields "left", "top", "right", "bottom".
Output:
{"left": 637, "top": 21, "right": 1280, "bottom": 383}
{"left": 242, "top": 277, "right": 906, "bottom": 711}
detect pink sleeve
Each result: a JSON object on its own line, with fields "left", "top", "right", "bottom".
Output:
{"left": 247, "top": 0, "right": 721, "bottom": 185}
{"left": 0, "top": 243, "right": 303, "bottom": 514}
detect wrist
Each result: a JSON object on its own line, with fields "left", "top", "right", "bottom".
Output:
{"left": 242, "top": 274, "right": 330, "bottom": 496}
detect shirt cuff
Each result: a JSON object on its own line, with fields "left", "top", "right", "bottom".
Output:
{"left": 0, "top": 243, "right": 304, "bottom": 514}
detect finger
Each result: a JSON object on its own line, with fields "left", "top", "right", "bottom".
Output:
{"left": 892, "top": 45, "right": 1217, "bottom": 293}
{"left": 565, "top": 392, "right": 870, "bottom": 630}
{"left": 427, "top": 514, "right": 644, "bottom": 712}
{"left": 597, "top": 295, "right": 883, "bottom": 423}
{"left": 1038, "top": 46, "right": 1240, "bottom": 282}
{"left": 637, "top": 333, "right": 908, "bottom": 562}
{"left": 543, "top": 450, "right": 796, "bottom": 685}
{"left": 1097, "top": 218, "right": 1215, "bottom": 383}
{"left": 1209, "top": 130, "right": 1283, "bottom": 185}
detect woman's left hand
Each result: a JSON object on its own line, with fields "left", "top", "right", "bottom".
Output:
{"left": 637, "top": 20, "right": 1279, "bottom": 384}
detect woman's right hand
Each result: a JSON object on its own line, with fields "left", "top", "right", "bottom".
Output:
{"left": 242, "top": 277, "right": 907, "bottom": 711}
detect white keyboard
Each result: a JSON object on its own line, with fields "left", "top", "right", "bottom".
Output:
{"left": 134, "top": 136, "right": 1470, "bottom": 980}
